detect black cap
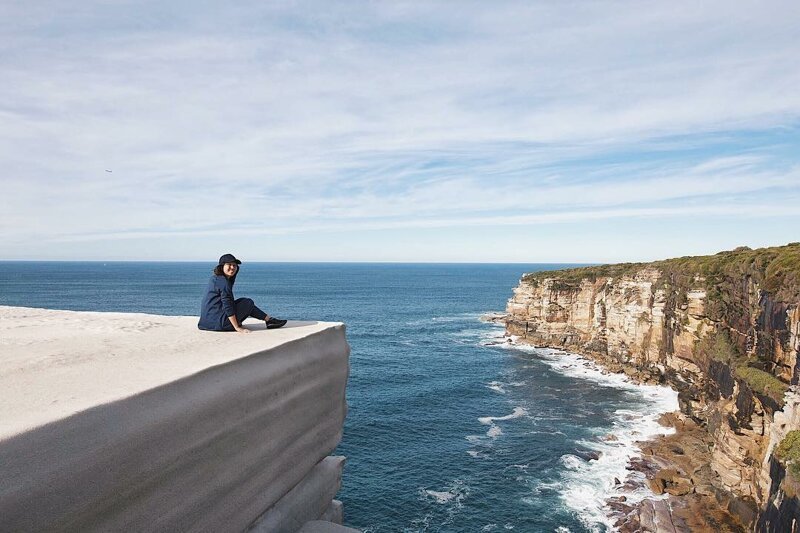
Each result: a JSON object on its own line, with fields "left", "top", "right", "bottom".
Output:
{"left": 218, "top": 253, "right": 242, "bottom": 266}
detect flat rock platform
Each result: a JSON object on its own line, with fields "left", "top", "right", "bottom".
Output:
{"left": 0, "top": 306, "right": 340, "bottom": 438}
{"left": 0, "top": 306, "right": 351, "bottom": 532}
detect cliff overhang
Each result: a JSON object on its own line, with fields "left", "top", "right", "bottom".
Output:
{"left": 0, "top": 306, "right": 355, "bottom": 532}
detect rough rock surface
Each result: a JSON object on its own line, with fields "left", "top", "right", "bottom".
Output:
{"left": 505, "top": 244, "right": 800, "bottom": 531}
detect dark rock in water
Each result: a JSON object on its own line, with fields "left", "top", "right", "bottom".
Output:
{"left": 607, "top": 498, "right": 634, "bottom": 515}
{"left": 614, "top": 477, "right": 621, "bottom": 485}
{"left": 575, "top": 449, "right": 601, "bottom": 461}
{"left": 622, "top": 479, "right": 642, "bottom": 492}
{"left": 627, "top": 456, "right": 660, "bottom": 476}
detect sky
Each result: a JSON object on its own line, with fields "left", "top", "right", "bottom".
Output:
{"left": 1, "top": 0, "right": 799, "bottom": 263}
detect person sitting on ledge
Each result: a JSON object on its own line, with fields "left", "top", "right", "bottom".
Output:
{"left": 198, "top": 253, "right": 287, "bottom": 333}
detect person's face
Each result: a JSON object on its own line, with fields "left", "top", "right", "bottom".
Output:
{"left": 222, "top": 262, "right": 238, "bottom": 277}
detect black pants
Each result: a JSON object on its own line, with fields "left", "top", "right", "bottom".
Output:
{"left": 222, "top": 298, "right": 267, "bottom": 330}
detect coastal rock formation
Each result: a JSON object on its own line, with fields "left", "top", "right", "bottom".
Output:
{"left": 0, "top": 307, "right": 354, "bottom": 533}
{"left": 505, "top": 244, "right": 800, "bottom": 532}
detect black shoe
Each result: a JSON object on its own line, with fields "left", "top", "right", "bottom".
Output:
{"left": 266, "top": 317, "right": 288, "bottom": 329}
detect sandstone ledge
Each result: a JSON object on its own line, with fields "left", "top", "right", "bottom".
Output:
{"left": 0, "top": 306, "right": 352, "bottom": 532}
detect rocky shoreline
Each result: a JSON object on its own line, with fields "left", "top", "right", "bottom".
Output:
{"left": 512, "top": 336, "right": 746, "bottom": 532}
{"left": 503, "top": 244, "right": 800, "bottom": 532}
{"left": 621, "top": 414, "right": 748, "bottom": 533}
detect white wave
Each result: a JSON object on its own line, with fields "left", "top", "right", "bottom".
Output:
{"left": 431, "top": 313, "right": 483, "bottom": 323}
{"left": 419, "top": 479, "right": 471, "bottom": 524}
{"left": 559, "top": 454, "right": 583, "bottom": 470}
{"left": 425, "top": 490, "right": 456, "bottom": 504}
{"left": 503, "top": 339, "right": 679, "bottom": 531}
{"left": 486, "top": 381, "right": 507, "bottom": 394}
{"left": 479, "top": 328, "right": 511, "bottom": 346}
{"left": 522, "top": 479, "right": 565, "bottom": 502}
{"left": 526, "top": 430, "right": 567, "bottom": 437}
{"left": 477, "top": 406, "right": 528, "bottom": 440}
{"left": 478, "top": 406, "right": 528, "bottom": 425}
{"left": 483, "top": 375, "right": 525, "bottom": 393}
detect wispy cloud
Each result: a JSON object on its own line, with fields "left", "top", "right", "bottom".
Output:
{"left": 1, "top": 1, "right": 799, "bottom": 260}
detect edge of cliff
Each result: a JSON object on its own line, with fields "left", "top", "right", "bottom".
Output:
{"left": 0, "top": 307, "right": 355, "bottom": 532}
{"left": 504, "top": 243, "right": 800, "bottom": 532}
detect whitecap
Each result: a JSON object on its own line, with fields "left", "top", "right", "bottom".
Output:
{"left": 420, "top": 479, "right": 471, "bottom": 513}
{"left": 486, "top": 381, "right": 507, "bottom": 394}
{"left": 527, "top": 479, "right": 564, "bottom": 496}
{"left": 431, "top": 313, "right": 483, "bottom": 323}
{"left": 478, "top": 406, "right": 528, "bottom": 425}
{"left": 425, "top": 490, "right": 456, "bottom": 504}
{"left": 559, "top": 454, "right": 583, "bottom": 470}
{"left": 486, "top": 425, "right": 503, "bottom": 438}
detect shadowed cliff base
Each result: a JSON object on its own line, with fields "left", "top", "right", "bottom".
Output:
{"left": 505, "top": 243, "right": 800, "bottom": 532}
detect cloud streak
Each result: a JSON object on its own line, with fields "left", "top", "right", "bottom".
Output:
{"left": 1, "top": 0, "right": 799, "bottom": 260}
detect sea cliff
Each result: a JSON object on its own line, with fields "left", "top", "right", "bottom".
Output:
{"left": 505, "top": 243, "right": 800, "bottom": 532}
{"left": 0, "top": 307, "right": 357, "bottom": 533}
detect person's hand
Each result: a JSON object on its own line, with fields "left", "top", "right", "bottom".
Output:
{"left": 236, "top": 327, "right": 250, "bottom": 334}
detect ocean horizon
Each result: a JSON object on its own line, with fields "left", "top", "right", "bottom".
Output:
{"left": 0, "top": 261, "right": 677, "bottom": 532}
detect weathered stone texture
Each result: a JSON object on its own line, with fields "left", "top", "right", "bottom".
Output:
{"left": 506, "top": 265, "right": 800, "bottom": 530}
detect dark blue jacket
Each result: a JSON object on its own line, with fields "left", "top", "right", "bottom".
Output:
{"left": 198, "top": 274, "right": 236, "bottom": 331}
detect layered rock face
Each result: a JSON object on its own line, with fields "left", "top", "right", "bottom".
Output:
{"left": 0, "top": 307, "right": 354, "bottom": 533}
{"left": 505, "top": 244, "right": 800, "bottom": 531}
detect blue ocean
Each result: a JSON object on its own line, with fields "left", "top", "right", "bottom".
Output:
{"left": 0, "top": 262, "right": 677, "bottom": 532}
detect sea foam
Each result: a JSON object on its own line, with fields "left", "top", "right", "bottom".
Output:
{"left": 503, "top": 338, "right": 679, "bottom": 531}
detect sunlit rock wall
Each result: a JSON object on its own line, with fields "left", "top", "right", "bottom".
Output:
{"left": 505, "top": 246, "right": 800, "bottom": 531}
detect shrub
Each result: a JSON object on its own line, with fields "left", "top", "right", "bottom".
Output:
{"left": 776, "top": 431, "right": 800, "bottom": 480}
{"left": 696, "top": 329, "right": 741, "bottom": 364}
{"left": 521, "top": 242, "right": 800, "bottom": 303}
{"left": 735, "top": 366, "right": 788, "bottom": 404}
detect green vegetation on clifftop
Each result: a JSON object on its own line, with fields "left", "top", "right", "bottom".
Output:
{"left": 522, "top": 243, "right": 800, "bottom": 302}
